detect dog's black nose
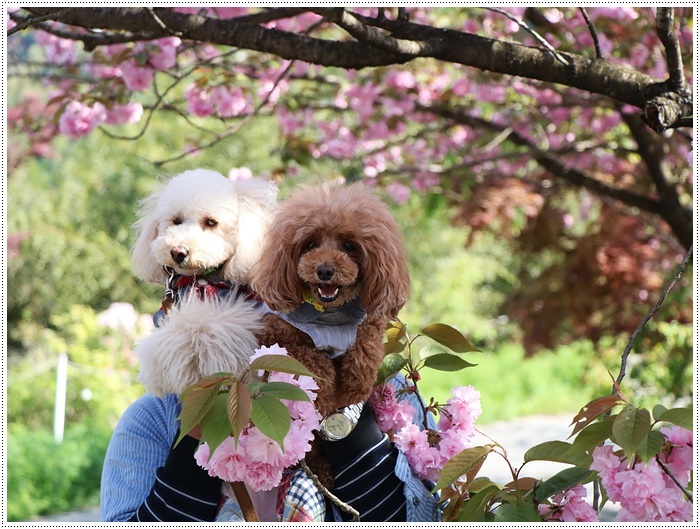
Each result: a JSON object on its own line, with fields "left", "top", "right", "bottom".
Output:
{"left": 170, "top": 247, "right": 189, "bottom": 264}
{"left": 316, "top": 263, "right": 335, "bottom": 282}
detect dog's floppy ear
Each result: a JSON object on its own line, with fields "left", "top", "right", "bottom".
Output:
{"left": 251, "top": 199, "right": 305, "bottom": 313}
{"left": 131, "top": 190, "right": 165, "bottom": 284}
{"left": 357, "top": 192, "right": 411, "bottom": 319}
{"left": 222, "top": 178, "right": 278, "bottom": 284}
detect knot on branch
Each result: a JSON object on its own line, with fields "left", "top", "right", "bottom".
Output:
{"left": 644, "top": 89, "right": 693, "bottom": 133}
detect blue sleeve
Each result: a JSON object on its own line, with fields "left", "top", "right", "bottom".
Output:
{"left": 100, "top": 394, "right": 178, "bottom": 521}
{"left": 391, "top": 376, "right": 441, "bottom": 522}
{"left": 100, "top": 393, "right": 223, "bottom": 521}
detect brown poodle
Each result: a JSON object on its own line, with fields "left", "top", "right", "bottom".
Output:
{"left": 252, "top": 182, "right": 410, "bottom": 486}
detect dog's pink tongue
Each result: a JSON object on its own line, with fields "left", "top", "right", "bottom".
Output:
{"left": 319, "top": 285, "right": 338, "bottom": 298}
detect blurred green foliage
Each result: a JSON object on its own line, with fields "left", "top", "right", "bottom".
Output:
{"left": 6, "top": 424, "right": 110, "bottom": 521}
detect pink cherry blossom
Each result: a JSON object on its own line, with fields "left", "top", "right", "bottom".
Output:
{"left": 36, "top": 31, "right": 76, "bottom": 65}
{"left": 97, "top": 302, "right": 140, "bottom": 332}
{"left": 538, "top": 485, "right": 599, "bottom": 522}
{"left": 58, "top": 100, "right": 106, "bottom": 138}
{"left": 385, "top": 182, "right": 411, "bottom": 204}
{"left": 660, "top": 425, "right": 693, "bottom": 487}
{"left": 147, "top": 36, "right": 181, "bottom": 71}
{"left": 228, "top": 167, "right": 254, "bottom": 181}
{"left": 105, "top": 102, "right": 144, "bottom": 126}
{"left": 210, "top": 85, "right": 249, "bottom": 118}
{"left": 120, "top": 60, "right": 154, "bottom": 91}
{"left": 369, "top": 383, "right": 414, "bottom": 432}
{"left": 185, "top": 84, "right": 212, "bottom": 117}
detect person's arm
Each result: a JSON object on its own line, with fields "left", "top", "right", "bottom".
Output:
{"left": 322, "top": 404, "right": 407, "bottom": 522}
{"left": 322, "top": 377, "right": 439, "bottom": 522}
{"left": 100, "top": 394, "right": 223, "bottom": 521}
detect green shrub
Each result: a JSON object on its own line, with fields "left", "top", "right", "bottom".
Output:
{"left": 6, "top": 424, "right": 110, "bottom": 521}
{"left": 419, "top": 341, "right": 602, "bottom": 424}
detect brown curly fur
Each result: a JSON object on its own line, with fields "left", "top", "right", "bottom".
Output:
{"left": 252, "top": 183, "right": 410, "bottom": 487}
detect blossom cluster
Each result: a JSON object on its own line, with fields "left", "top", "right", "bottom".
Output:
{"left": 194, "top": 345, "right": 322, "bottom": 492}
{"left": 371, "top": 383, "right": 482, "bottom": 482}
{"left": 537, "top": 485, "right": 599, "bottom": 522}
{"left": 589, "top": 425, "right": 693, "bottom": 522}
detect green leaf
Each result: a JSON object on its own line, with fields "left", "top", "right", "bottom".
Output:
{"left": 250, "top": 395, "right": 291, "bottom": 450}
{"left": 636, "top": 430, "right": 666, "bottom": 463}
{"left": 534, "top": 467, "right": 594, "bottom": 502}
{"left": 572, "top": 419, "right": 614, "bottom": 452}
{"left": 383, "top": 338, "right": 406, "bottom": 355}
{"left": 200, "top": 393, "right": 233, "bottom": 455}
{"left": 258, "top": 381, "right": 311, "bottom": 402}
{"left": 176, "top": 375, "right": 230, "bottom": 445}
{"left": 494, "top": 501, "right": 541, "bottom": 522}
{"left": 652, "top": 404, "right": 668, "bottom": 421}
{"left": 656, "top": 407, "right": 693, "bottom": 430}
{"left": 456, "top": 486, "right": 501, "bottom": 522}
{"left": 375, "top": 352, "right": 408, "bottom": 385}
{"left": 612, "top": 406, "right": 651, "bottom": 462}
{"left": 228, "top": 380, "right": 252, "bottom": 444}
{"left": 249, "top": 354, "right": 316, "bottom": 379}
{"left": 385, "top": 323, "right": 407, "bottom": 343}
{"left": 469, "top": 477, "right": 502, "bottom": 493}
{"left": 423, "top": 352, "right": 477, "bottom": 372}
{"left": 433, "top": 445, "right": 493, "bottom": 492}
{"left": 524, "top": 441, "right": 593, "bottom": 467}
{"left": 420, "top": 323, "right": 480, "bottom": 353}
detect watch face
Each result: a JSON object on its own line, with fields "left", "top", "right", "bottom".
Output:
{"left": 322, "top": 413, "right": 352, "bottom": 440}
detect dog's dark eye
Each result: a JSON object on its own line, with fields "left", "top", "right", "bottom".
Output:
{"left": 172, "top": 217, "right": 183, "bottom": 225}
{"left": 204, "top": 218, "right": 218, "bottom": 228}
{"left": 343, "top": 241, "right": 358, "bottom": 252}
{"left": 304, "top": 240, "right": 318, "bottom": 252}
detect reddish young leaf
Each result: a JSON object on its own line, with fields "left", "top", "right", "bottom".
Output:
{"left": 569, "top": 395, "right": 626, "bottom": 437}
{"left": 228, "top": 379, "right": 252, "bottom": 445}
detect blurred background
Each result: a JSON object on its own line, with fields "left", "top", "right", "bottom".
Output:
{"left": 6, "top": 7, "right": 693, "bottom": 521}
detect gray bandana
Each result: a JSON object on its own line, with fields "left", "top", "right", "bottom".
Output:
{"left": 263, "top": 297, "right": 366, "bottom": 359}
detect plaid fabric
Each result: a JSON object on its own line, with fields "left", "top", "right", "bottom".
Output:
{"left": 279, "top": 468, "right": 326, "bottom": 522}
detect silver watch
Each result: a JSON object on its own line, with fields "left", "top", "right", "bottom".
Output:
{"left": 319, "top": 403, "right": 364, "bottom": 441}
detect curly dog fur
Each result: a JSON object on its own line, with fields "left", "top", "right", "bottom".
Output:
{"left": 131, "top": 169, "right": 277, "bottom": 396}
{"left": 253, "top": 182, "right": 410, "bottom": 486}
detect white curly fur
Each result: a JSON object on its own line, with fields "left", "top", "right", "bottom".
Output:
{"left": 131, "top": 169, "right": 277, "bottom": 396}
{"left": 136, "top": 295, "right": 264, "bottom": 396}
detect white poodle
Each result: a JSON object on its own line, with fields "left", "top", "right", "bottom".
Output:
{"left": 131, "top": 169, "right": 277, "bottom": 396}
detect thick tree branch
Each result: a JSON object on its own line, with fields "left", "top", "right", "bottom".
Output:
{"left": 655, "top": 8, "right": 686, "bottom": 91}
{"left": 18, "top": 7, "right": 692, "bottom": 131}
{"left": 422, "top": 104, "right": 664, "bottom": 216}
{"left": 620, "top": 111, "right": 693, "bottom": 249}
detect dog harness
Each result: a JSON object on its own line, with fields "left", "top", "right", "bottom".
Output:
{"left": 154, "top": 266, "right": 258, "bottom": 327}
{"left": 263, "top": 297, "right": 366, "bottom": 359}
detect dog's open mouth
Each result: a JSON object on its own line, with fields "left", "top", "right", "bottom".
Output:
{"left": 317, "top": 284, "right": 340, "bottom": 302}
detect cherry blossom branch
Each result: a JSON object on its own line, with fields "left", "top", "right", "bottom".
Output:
{"left": 7, "top": 8, "right": 77, "bottom": 36}
{"left": 578, "top": 8, "right": 602, "bottom": 58}
{"left": 613, "top": 245, "right": 693, "bottom": 390}
{"left": 19, "top": 6, "right": 692, "bottom": 133}
{"left": 421, "top": 104, "right": 665, "bottom": 216}
{"left": 655, "top": 8, "right": 686, "bottom": 91}
{"left": 101, "top": 48, "right": 240, "bottom": 142}
{"left": 620, "top": 110, "right": 692, "bottom": 249}
{"left": 309, "top": 7, "right": 436, "bottom": 56}
{"left": 482, "top": 7, "right": 569, "bottom": 65}
{"left": 153, "top": 59, "right": 295, "bottom": 167}
{"left": 655, "top": 454, "right": 693, "bottom": 502}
